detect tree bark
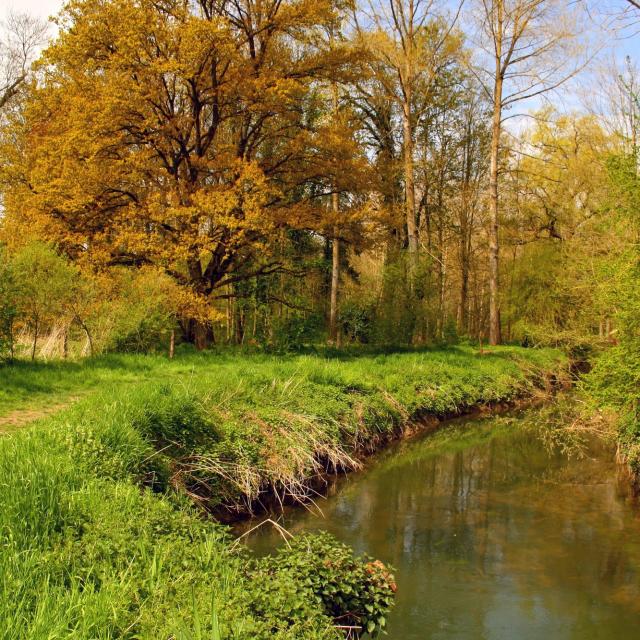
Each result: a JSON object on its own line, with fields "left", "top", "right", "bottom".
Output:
{"left": 457, "top": 208, "right": 470, "bottom": 334}
{"left": 328, "top": 76, "right": 341, "bottom": 345}
{"left": 169, "top": 329, "right": 175, "bottom": 359}
{"left": 184, "top": 318, "right": 214, "bottom": 350}
{"left": 488, "top": 71, "right": 503, "bottom": 345}
{"left": 329, "top": 219, "right": 340, "bottom": 345}
{"left": 63, "top": 326, "right": 69, "bottom": 359}
{"left": 402, "top": 101, "right": 418, "bottom": 255}
{"left": 31, "top": 316, "right": 38, "bottom": 361}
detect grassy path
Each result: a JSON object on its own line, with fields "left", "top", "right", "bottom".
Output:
{"left": 0, "top": 397, "right": 82, "bottom": 432}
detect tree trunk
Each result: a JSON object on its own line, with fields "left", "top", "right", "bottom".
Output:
{"left": 31, "top": 317, "right": 38, "bottom": 361}
{"left": 329, "top": 219, "right": 340, "bottom": 345}
{"left": 234, "top": 308, "right": 244, "bottom": 345}
{"left": 402, "top": 100, "right": 418, "bottom": 255}
{"left": 184, "top": 318, "right": 214, "bottom": 350}
{"left": 329, "top": 79, "right": 341, "bottom": 345}
{"left": 72, "top": 313, "right": 94, "bottom": 357}
{"left": 169, "top": 329, "right": 175, "bottom": 359}
{"left": 457, "top": 226, "right": 469, "bottom": 334}
{"left": 488, "top": 71, "right": 503, "bottom": 346}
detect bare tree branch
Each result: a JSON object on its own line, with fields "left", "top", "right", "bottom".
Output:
{"left": 0, "top": 11, "right": 48, "bottom": 113}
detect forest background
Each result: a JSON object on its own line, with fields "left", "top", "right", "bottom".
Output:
{"left": 0, "top": 0, "right": 638, "bottom": 362}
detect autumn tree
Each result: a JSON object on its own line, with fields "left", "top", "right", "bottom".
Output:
{"left": 2, "top": 0, "right": 364, "bottom": 348}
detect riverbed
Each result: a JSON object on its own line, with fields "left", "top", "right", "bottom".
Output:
{"left": 243, "top": 406, "right": 640, "bottom": 639}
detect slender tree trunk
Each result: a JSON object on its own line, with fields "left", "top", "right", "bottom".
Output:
{"left": 169, "top": 329, "right": 175, "bottom": 359}
{"left": 488, "top": 71, "right": 503, "bottom": 345}
{"left": 437, "top": 217, "right": 446, "bottom": 339}
{"left": 457, "top": 213, "right": 470, "bottom": 334}
{"left": 9, "top": 319, "right": 14, "bottom": 361}
{"left": 63, "top": 326, "right": 69, "bottom": 359}
{"left": 329, "top": 220, "right": 340, "bottom": 344}
{"left": 402, "top": 100, "right": 418, "bottom": 254}
{"left": 234, "top": 308, "right": 244, "bottom": 345}
{"left": 329, "top": 79, "right": 341, "bottom": 345}
{"left": 226, "top": 291, "right": 232, "bottom": 343}
{"left": 31, "top": 316, "right": 38, "bottom": 361}
{"left": 440, "top": 246, "right": 446, "bottom": 339}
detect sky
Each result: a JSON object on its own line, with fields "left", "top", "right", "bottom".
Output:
{"left": 4, "top": 0, "right": 62, "bottom": 21}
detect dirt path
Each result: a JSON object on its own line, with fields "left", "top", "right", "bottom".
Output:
{"left": 0, "top": 396, "right": 83, "bottom": 433}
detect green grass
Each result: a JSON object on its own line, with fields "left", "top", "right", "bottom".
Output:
{"left": 0, "top": 345, "right": 567, "bottom": 637}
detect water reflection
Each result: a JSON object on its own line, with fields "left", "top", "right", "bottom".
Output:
{"left": 245, "top": 411, "right": 640, "bottom": 639}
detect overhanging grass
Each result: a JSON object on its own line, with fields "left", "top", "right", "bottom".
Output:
{"left": 2, "top": 346, "right": 568, "bottom": 513}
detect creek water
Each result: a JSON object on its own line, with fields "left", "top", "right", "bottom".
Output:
{"left": 243, "top": 405, "right": 640, "bottom": 639}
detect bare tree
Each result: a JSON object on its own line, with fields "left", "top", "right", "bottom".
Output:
{"left": 0, "top": 12, "right": 48, "bottom": 112}
{"left": 471, "top": 0, "right": 585, "bottom": 344}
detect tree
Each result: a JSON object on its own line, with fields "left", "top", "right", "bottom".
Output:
{"left": 355, "top": 0, "right": 463, "bottom": 256}
{"left": 0, "top": 247, "right": 18, "bottom": 360}
{"left": 0, "top": 11, "right": 47, "bottom": 112}
{"left": 472, "top": 0, "right": 584, "bottom": 344}
{"left": 3, "top": 0, "right": 364, "bottom": 348}
{"left": 500, "top": 111, "right": 615, "bottom": 345}
{"left": 9, "top": 242, "right": 77, "bottom": 360}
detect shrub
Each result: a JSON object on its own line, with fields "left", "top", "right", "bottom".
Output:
{"left": 254, "top": 532, "right": 396, "bottom": 638}
{"left": 339, "top": 302, "right": 374, "bottom": 343}
{"left": 270, "top": 313, "right": 324, "bottom": 351}
{"left": 0, "top": 248, "right": 17, "bottom": 361}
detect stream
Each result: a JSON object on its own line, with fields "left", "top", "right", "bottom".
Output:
{"left": 243, "top": 404, "right": 640, "bottom": 639}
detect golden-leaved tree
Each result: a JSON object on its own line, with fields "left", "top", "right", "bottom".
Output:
{"left": 1, "top": 0, "right": 365, "bottom": 347}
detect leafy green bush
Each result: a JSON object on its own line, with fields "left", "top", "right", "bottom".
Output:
{"left": 270, "top": 313, "right": 324, "bottom": 351}
{"left": 0, "top": 248, "right": 17, "bottom": 361}
{"left": 254, "top": 532, "right": 396, "bottom": 637}
{"left": 339, "top": 301, "right": 374, "bottom": 343}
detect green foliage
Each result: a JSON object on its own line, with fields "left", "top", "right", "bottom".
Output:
{"left": 442, "top": 318, "right": 459, "bottom": 345}
{"left": 371, "top": 254, "right": 432, "bottom": 344}
{"left": 583, "top": 152, "right": 640, "bottom": 477}
{"left": 270, "top": 313, "right": 325, "bottom": 351}
{"left": 7, "top": 242, "right": 77, "bottom": 358}
{"left": 0, "top": 248, "right": 17, "bottom": 360}
{"left": 255, "top": 533, "right": 396, "bottom": 637}
{"left": 103, "top": 268, "right": 177, "bottom": 353}
{"left": 339, "top": 301, "right": 374, "bottom": 343}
